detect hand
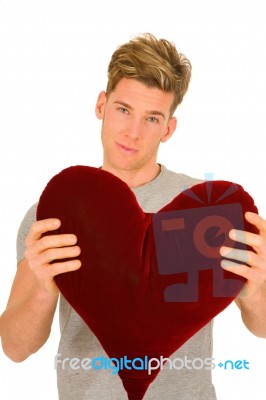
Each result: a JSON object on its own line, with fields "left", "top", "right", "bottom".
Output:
{"left": 25, "top": 218, "right": 81, "bottom": 296}
{"left": 220, "top": 212, "right": 266, "bottom": 299}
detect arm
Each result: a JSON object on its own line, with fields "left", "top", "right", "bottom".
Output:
{"left": 220, "top": 212, "right": 266, "bottom": 338}
{"left": 0, "top": 218, "right": 81, "bottom": 362}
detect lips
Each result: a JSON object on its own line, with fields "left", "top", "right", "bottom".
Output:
{"left": 116, "top": 142, "right": 138, "bottom": 153}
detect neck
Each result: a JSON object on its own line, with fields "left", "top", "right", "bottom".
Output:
{"left": 102, "top": 163, "right": 161, "bottom": 188}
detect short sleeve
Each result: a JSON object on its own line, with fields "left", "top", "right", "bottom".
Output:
{"left": 16, "top": 203, "right": 38, "bottom": 264}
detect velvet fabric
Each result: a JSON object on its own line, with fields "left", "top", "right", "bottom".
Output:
{"left": 37, "top": 166, "right": 258, "bottom": 400}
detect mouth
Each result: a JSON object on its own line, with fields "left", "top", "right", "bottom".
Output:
{"left": 116, "top": 143, "right": 138, "bottom": 154}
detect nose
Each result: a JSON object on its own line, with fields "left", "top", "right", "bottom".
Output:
{"left": 125, "top": 118, "right": 142, "bottom": 139}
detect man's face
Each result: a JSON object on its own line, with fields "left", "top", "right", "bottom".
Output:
{"left": 95, "top": 78, "right": 177, "bottom": 175}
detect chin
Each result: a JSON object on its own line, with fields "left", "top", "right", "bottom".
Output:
{"left": 109, "top": 160, "right": 143, "bottom": 174}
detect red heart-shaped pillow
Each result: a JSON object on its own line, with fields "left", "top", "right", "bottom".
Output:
{"left": 37, "top": 166, "right": 258, "bottom": 400}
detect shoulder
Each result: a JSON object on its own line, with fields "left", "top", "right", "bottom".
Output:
{"left": 160, "top": 164, "right": 203, "bottom": 189}
{"left": 19, "top": 203, "right": 38, "bottom": 232}
{"left": 16, "top": 203, "right": 38, "bottom": 263}
{"left": 132, "top": 165, "right": 203, "bottom": 213}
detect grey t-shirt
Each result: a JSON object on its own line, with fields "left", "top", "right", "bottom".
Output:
{"left": 17, "top": 165, "right": 217, "bottom": 400}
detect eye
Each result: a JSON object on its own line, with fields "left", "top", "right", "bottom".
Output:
{"left": 147, "top": 116, "right": 159, "bottom": 124}
{"left": 118, "top": 107, "right": 129, "bottom": 114}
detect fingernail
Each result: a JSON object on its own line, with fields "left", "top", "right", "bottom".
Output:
{"left": 53, "top": 219, "right": 61, "bottom": 227}
{"left": 229, "top": 229, "right": 236, "bottom": 239}
{"left": 221, "top": 260, "right": 231, "bottom": 268}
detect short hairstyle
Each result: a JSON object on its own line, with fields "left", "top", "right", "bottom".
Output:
{"left": 106, "top": 33, "right": 192, "bottom": 116}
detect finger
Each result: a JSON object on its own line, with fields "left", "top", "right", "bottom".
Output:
{"left": 229, "top": 229, "right": 264, "bottom": 249}
{"left": 245, "top": 212, "right": 266, "bottom": 234}
{"left": 221, "top": 260, "right": 253, "bottom": 280}
{"left": 220, "top": 246, "right": 256, "bottom": 265}
{"left": 48, "top": 259, "right": 82, "bottom": 277}
{"left": 221, "top": 259, "right": 266, "bottom": 287}
{"left": 26, "top": 219, "right": 61, "bottom": 245}
{"left": 35, "top": 234, "right": 78, "bottom": 253}
{"left": 39, "top": 245, "right": 81, "bottom": 265}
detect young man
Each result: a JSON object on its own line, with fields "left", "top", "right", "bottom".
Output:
{"left": 1, "top": 33, "right": 266, "bottom": 399}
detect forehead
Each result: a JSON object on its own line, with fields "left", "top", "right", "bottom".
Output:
{"left": 108, "top": 78, "right": 174, "bottom": 115}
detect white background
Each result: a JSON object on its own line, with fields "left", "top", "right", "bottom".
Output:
{"left": 0, "top": 0, "right": 265, "bottom": 398}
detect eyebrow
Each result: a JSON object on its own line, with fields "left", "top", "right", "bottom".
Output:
{"left": 113, "top": 101, "right": 166, "bottom": 120}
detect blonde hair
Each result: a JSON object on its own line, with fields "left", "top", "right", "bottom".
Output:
{"left": 106, "top": 33, "right": 192, "bottom": 116}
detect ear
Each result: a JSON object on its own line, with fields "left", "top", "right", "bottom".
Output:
{"left": 160, "top": 117, "right": 177, "bottom": 143}
{"left": 95, "top": 91, "right": 107, "bottom": 120}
